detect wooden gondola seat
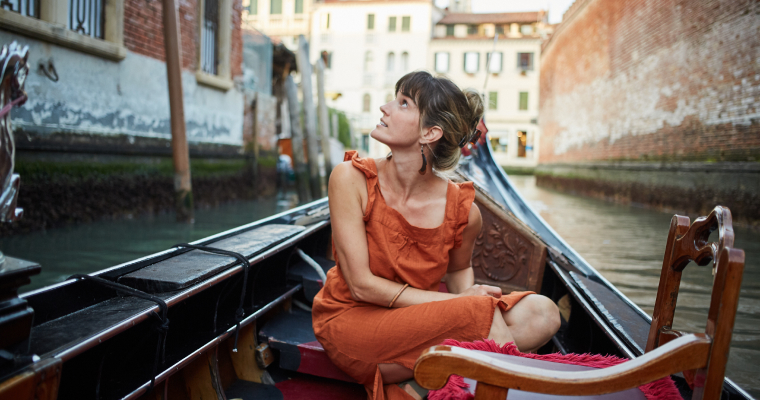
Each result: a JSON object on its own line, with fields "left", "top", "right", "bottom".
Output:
{"left": 414, "top": 206, "right": 745, "bottom": 400}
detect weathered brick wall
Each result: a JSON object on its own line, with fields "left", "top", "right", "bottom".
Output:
{"left": 123, "top": 0, "right": 243, "bottom": 75}
{"left": 539, "top": 0, "right": 760, "bottom": 164}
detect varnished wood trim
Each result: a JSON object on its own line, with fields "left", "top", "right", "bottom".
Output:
{"left": 414, "top": 334, "right": 711, "bottom": 395}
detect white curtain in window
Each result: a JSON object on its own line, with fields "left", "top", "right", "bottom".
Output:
{"left": 386, "top": 52, "right": 395, "bottom": 72}
{"left": 435, "top": 52, "right": 449, "bottom": 73}
{"left": 464, "top": 52, "right": 479, "bottom": 73}
{"left": 401, "top": 52, "right": 409, "bottom": 72}
{"left": 488, "top": 52, "right": 502, "bottom": 73}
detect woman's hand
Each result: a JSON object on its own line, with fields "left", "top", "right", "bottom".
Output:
{"left": 457, "top": 284, "right": 502, "bottom": 298}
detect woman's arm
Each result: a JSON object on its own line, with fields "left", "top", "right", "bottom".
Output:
{"left": 330, "top": 166, "right": 498, "bottom": 307}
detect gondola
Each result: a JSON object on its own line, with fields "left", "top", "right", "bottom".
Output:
{"left": 0, "top": 49, "right": 751, "bottom": 400}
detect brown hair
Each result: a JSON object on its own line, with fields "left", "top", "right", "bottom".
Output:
{"left": 395, "top": 71, "right": 484, "bottom": 171}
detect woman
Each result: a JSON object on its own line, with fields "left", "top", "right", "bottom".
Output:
{"left": 312, "top": 71, "right": 560, "bottom": 400}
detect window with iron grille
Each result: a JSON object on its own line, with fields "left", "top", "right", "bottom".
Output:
{"left": 69, "top": 0, "right": 105, "bottom": 38}
{"left": 201, "top": 0, "right": 219, "bottom": 75}
{"left": 388, "top": 16, "right": 396, "bottom": 32}
{"left": 1, "top": 0, "right": 39, "bottom": 18}
{"left": 294, "top": 0, "right": 302, "bottom": 14}
{"left": 401, "top": 16, "right": 410, "bottom": 32}
{"left": 270, "top": 0, "right": 281, "bottom": 14}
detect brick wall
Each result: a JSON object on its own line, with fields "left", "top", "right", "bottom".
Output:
{"left": 124, "top": 0, "right": 243, "bottom": 76}
{"left": 538, "top": 0, "right": 760, "bottom": 164}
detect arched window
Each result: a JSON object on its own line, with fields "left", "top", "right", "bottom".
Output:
{"left": 400, "top": 52, "right": 409, "bottom": 72}
{"left": 363, "top": 93, "right": 371, "bottom": 112}
{"left": 386, "top": 52, "right": 395, "bottom": 72}
{"left": 364, "top": 51, "right": 374, "bottom": 72}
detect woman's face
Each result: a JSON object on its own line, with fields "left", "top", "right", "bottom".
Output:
{"left": 370, "top": 91, "right": 422, "bottom": 148}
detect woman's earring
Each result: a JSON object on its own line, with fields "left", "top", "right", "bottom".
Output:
{"left": 418, "top": 145, "right": 427, "bottom": 175}
{"left": 386, "top": 152, "right": 392, "bottom": 160}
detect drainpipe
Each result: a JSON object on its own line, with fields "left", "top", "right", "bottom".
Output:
{"left": 162, "top": 0, "right": 194, "bottom": 222}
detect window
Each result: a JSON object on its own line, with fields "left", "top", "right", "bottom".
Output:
{"left": 519, "top": 92, "right": 528, "bottom": 110}
{"left": 270, "top": 0, "right": 282, "bottom": 14}
{"left": 386, "top": 52, "right": 395, "bottom": 72}
{"left": 248, "top": 0, "right": 258, "bottom": 14}
{"left": 321, "top": 51, "right": 332, "bottom": 69}
{"left": 520, "top": 24, "right": 533, "bottom": 35}
{"left": 517, "top": 131, "right": 528, "bottom": 157}
{"left": 388, "top": 16, "right": 396, "bottom": 32}
{"left": 367, "top": 13, "right": 375, "bottom": 30}
{"left": 201, "top": 0, "right": 220, "bottom": 74}
{"left": 434, "top": 52, "right": 449, "bottom": 73}
{"left": 363, "top": 94, "right": 371, "bottom": 112}
{"left": 400, "top": 52, "right": 408, "bottom": 72}
{"left": 488, "top": 92, "right": 497, "bottom": 110}
{"left": 320, "top": 13, "right": 330, "bottom": 30}
{"left": 467, "top": 24, "right": 478, "bottom": 35}
{"left": 2, "top": 0, "right": 38, "bottom": 18}
{"left": 463, "top": 52, "right": 479, "bottom": 73}
{"left": 0, "top": 0, "right": 126, "bottom": 61}
{"left": 517, "top": 52, "right": 534, "bottom": 70}
{"left": 69, "top": 0, "right": 105, "bottom": 38}
{"left": 294, "top": 0, "right": 303, "bottom": 14}
{"left": 486, "top": 52, "right": 502, "bottom": 73}
{"left": 401, "top": 16, "right": 410, "bottom": 32}
{"left": 364, "top": 51, "right": 373, "bottom": 71}
{"left": 446, "top": 24, "right": 454, "bottom": 36}
{"left": 495, "top": 25, "right": 504, "bottom": 35}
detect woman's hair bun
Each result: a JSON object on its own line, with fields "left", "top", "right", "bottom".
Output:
{"left": 462, "top": 88, "right": 484, "bottom": 143}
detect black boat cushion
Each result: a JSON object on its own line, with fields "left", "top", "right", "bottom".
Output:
{"left": 118, "top": 224, "right": 305, "bottom": 293}
{"left": 462, "top": 350, "right": 647, "bottom": 399}
{"left": 286, "top": 255, "right": 334, "bottom": 303}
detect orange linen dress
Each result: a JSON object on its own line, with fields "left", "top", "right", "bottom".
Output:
{"left": 312, "top": 151, "right": 533, "bottom": 400}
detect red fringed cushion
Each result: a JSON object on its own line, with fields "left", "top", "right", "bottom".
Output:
{"left": 428, "top": 339, "right": 682, "bottom": 400}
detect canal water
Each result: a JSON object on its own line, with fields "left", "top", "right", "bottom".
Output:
{"left": 1, "top": 178, "right": 757, "bottom": 396}
{"left": 509, "top": 175, "right": 760, "bottom": 398}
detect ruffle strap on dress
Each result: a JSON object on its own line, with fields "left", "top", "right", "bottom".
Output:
{"left": 452, "top": 182, "right": 476, "bottom": 249}
{"left": 344, "top": 150, "right": 379, "bottom": 221}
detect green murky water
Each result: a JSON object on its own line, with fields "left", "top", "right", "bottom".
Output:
{"left": 509, "top": 175, "right": 759, "bottom": 398}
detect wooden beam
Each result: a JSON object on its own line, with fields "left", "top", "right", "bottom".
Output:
{"left": 285, "top": 76, "right": 311, "bottom": 203}
{"left": 316, "top": 58, "right": 333, "bottom": 181}
{"left": 296, "top": 35, "right": 323, "bottom": 199}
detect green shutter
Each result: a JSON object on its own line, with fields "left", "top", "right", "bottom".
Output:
{"left": 368, "top": 14, "right": 375, "bottom": 30}
{"left": 388, "top": 16, "right": 396, "bottom": 32}
{"left": 294, "top": 0, "right": 303, "bottom": 14}
{"left": 270, "top": 0, "right": 281, "bottom": 14}
{"left": 446, "top": 24, "right": 454, "bottom": 36}
{"left": 249, "top": 0, "right": 257, "bottom": 14}
{"left": 489, "top": 92, "right": 498, "bottom": 110}
{"left": 402, "top": 16, "right": 410, "bottom": 31}
{"left": 519, "top": 92, "right": 528, "bottom": 110}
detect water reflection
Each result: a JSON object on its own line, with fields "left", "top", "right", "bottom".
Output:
{"left": 1, "top": 197, "right": 296, "bottom": 293}
{"left": 509, "top": 175, "right": 760, "bottom": 397}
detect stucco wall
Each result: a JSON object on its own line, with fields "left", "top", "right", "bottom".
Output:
{"left": 2, "top": 32, "right": 245, "bottom": 146}
{"left": 539, "top": 0, "right": 760, "bottom": 163}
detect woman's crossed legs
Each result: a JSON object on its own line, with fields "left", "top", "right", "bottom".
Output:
{"left": 379, "top": 294, "right": 561, "bottom": 384}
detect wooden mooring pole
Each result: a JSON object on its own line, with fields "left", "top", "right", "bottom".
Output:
{"left": 162, "top": 0, "right": 193, "bottom": 222}
{"left": 316, "top": 58, "right": 332, "bottom": 183}
{"left": 296, "top": 35, "right": 322, "bottom": 199}
{"left": 285, "top": 76, "right": 311, "bottom": 203}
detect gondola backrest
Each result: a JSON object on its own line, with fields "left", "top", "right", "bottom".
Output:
{"left": 646, "top": 205, "right": 745, "bottom": 399}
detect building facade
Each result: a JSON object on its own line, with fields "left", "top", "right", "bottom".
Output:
{"left": 1, "top": 0, "right": 246, "bottom": 151}
{"left": 429, "top": 11, "right": 549, "bottom": 169}
{"left": 537, "top": 0, "right": 760, "bottom": 227}
{"left": 242, "top": 0, "right": 313, "bottom": 50}
{"left": 310, "top": 0, "right": 444, "bottom": 158}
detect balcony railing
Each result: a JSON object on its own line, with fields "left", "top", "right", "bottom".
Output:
{"left": 69, "top": 0, "right": 105, "bottom": 39}
{"left": 1, "top": 0, "right": 39, "bottom": 18}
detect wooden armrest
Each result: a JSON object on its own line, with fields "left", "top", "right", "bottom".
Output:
{"left": 414, "top": 333, "right": 711, "bottom": 396}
